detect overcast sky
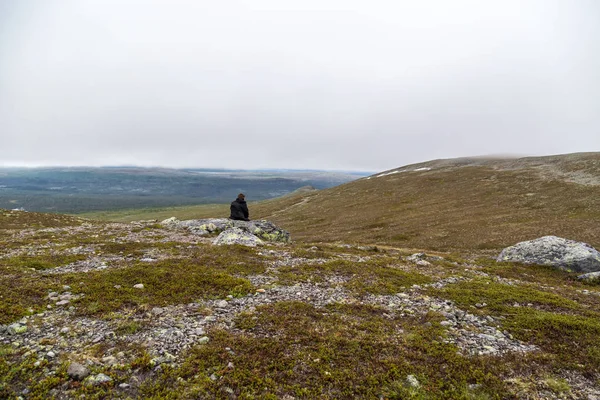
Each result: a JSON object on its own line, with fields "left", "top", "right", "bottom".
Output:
{"left": 1, "top": 0, "right": 599, "bottom": 171}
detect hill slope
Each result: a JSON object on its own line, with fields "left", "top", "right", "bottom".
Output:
{"left": 250, "top": 152, "right": 600, "bottom": 252}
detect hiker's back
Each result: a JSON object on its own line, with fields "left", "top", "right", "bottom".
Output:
{"left": 230, "top": 193, "right": 249, "bottom": 221}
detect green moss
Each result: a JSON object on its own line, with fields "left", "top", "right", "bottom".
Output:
{"left": 434, "top": 279, "right": 600, "bottom": 374}
{"left": 98, "top": 240, "right": 182, "bottom": 256}
{"left": 431, "top": 279, "right": 580, "bottom": 314}
{"left": 141, "top": 302, "right": 509, "bottom": 399}
{"left": 0, "top": 351, "right": 70, "bottom": 399}
{"left": 504, "top": 309, "right": 600, "bottom": 373}
{"left": 1, "top": 253, "right": 88, "bottom": 271}
{"left": 277, "top": 258, "right": 432, "bottom": 295}
{"left": 0, "top": 273, "right": 59, "bottom": 324}
{"left": 63, "top": 260, "right": 253, "bottom": 316}
{"left": 115, "top": 320, "right": 144, "bottom": 335}
{"left": 474, "top": 258, "right": 580, "bottom": 286}
{"left": 543, "top": 377, "right": 571, "bottom": 394}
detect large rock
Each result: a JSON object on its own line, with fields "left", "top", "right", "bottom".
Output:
{"left": 213, "top": 227, "right": 264, "bottom": 247}
{"left": 161, "top": 218, "right": 290, "bottom": 242}
{"left": 497, "top": 236, "right": 600, "bottom": 273}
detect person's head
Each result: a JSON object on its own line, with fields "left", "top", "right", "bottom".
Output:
{"left": 237, "top": 193, "right": 245, "bottom": 200}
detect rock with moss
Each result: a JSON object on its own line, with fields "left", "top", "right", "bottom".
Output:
{"left": 577, "top": 271, "right": 600, "bottom": 282}
{"left": 497, "top": 236, "right": 600, "bottom": 273}
{"left": 163, "top": 217, "right": 291, "bottom": 242}
{"left": 85, "top": 373, "right": 113, "bottom": 387}
{"left": 213, "top": 228, "right": 263, "bottom": 247}
{"left": 7, "top": 323, "right": 27, "bottom": 335}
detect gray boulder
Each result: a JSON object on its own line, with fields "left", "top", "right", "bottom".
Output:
{"left": 162, "top": 218, "right": 290, "bottom": 242}
{"left": 497, "top": 236, "right": 600, "bottom": 273}
{"left": 67, "top": 362, "right": 90, "bottom": 380}
{"left": 213, "top": 228, "right": 264, "bottom": 247}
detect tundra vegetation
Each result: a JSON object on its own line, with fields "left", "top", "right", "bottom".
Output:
{"left": 1, "top": 153, "right": 600, "bottom": 399}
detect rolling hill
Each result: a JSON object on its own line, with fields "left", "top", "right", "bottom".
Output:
{"left": 248, "top": 152, "right": 600, "bottom": 252}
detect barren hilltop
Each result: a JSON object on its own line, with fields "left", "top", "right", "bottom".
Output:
{"left": 1, "top": 152, "right": 600, "bottom": 399}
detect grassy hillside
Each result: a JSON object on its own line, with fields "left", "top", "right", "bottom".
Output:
{"left": 77, "top": 186, "right": 318, "bottom": 222}
{"left": 251, "top": 152, "right": 600, "bottom": 252}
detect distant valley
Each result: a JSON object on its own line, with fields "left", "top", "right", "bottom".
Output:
{"left": 0, "top": 167, "right": 369, "bottom": 213}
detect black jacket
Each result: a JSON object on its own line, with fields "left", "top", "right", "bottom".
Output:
{"left": 230, "top": 198, "right": 249, "bottom": 221}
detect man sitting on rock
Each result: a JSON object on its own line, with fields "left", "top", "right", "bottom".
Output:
{"left": 230, "top": 193, "right": 250, "bottom": 221}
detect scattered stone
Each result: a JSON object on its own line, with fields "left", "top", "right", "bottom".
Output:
{"left": 194, "top": 327, "right": 206, "bottom": 336}
{"left": 46, "top": 351, "right": 56, "bottom": 358}
{"left": 151, "top": 307, "right": 164, "bottom": 316}
{"left": 405, "top": 374, "right": 420, "bottom": 388}
{"left": 114, "top": 285, "right": 122, "bottom": 289}
{"left": 119, "top": 383, "right": 131, "bottom": 389}
{"left": 101, "top": 356, "right": 118, "bottom": 366}
{"left": 497, "top": 236, "right": 600, "bottom": 272}
{"left": 407, "top": 253, "right": 426, "bottom": 262}
{"left": 133, "top": 284, "right": 144, "bottom": 289}
{"left": 55, "top": 300, "right": 70, "bottom": 306}
{"left": 198, "top": 336, "right": 210, "bottom": 344}
{"left": 67, "top": 362, "right": 90, "bottom": 381}
{"left": 215, "top": 300, "right": 229, "bottom": 308}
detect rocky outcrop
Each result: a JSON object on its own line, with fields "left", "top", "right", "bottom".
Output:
{"left": 213, "top": 227, "right": 264, "bottom": 247}
{"left": 497, "top": 236, "right": 600, "bottom": 273}
{"left": 160, "top": 218, "right": 290, "bottom": 243}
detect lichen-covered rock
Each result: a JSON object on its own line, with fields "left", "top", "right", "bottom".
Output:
{"left": 213, "top": 228, "right": 263, "bottom": 247}
{"left": 163, "top": 218, "right": 290, "bottom": 242}
{"left": 577, "top": 271, "right": 600, "bottom": 282}
{"left": 7, "top": 323, "right": 27, "bottom": 335}
{"left": 160, "top": 217, "right": 180, "bottom": 226}
{"left": 497, "top": 236, "right": 600, "bottom": 273}
{"left": 85, "top": 373, "right": 113, "bottom": 386}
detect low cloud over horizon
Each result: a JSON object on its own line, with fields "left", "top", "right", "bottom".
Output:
{"left": 1, "top": 0, "right": 599, "bottom": 171}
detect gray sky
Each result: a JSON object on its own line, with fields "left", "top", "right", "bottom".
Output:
{"left": 1, "top": 0, "right": 599, "bottom": 171}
